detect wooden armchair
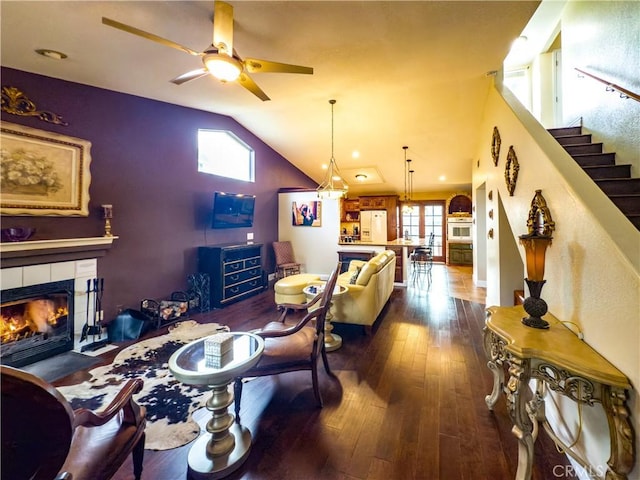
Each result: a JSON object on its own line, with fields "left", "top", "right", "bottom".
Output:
{"left": 234, "top": 263, "right": 341, "bottom": 423}
{"left": 1, "top": 365, "right": 146, "bottom": 480}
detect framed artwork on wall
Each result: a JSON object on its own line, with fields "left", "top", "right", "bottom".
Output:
{"left": 0, "top": 122, "right": 91, "bottom": 216}
{"left": 291, "top": 201, "right": 322, "bottom": 227}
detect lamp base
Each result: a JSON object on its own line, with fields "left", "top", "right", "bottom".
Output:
{"left": 521, "top": 314, "right": 550, "bottom": 329}
{"left": 522, "top": 280, "right": 549, "bottom": 329}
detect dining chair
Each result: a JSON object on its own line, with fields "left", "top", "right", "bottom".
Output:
{"left": 273, "top": 241, "right": 302, "bottom": 279}
{"left": 233, "top": 263, "right": 340, "bottom": 423}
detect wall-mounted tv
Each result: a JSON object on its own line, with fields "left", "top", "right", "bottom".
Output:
{"left": 211, "top": 192, "right": 256, "bottom": 229}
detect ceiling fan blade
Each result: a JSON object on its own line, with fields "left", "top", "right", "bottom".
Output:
{"left": 213, "top": 1, "right": 234, "bottom": 56}
{"left": 102, "top": 17, "right": 202, "bottom": 57}
{"left": 238, "top": 73, "right": 270, "bottom": 101}
{"left": 244, "top": 58, "right": 314, "bottom": 75}
{"left": 170, "top": 68, "right": 210, "bottom": 85}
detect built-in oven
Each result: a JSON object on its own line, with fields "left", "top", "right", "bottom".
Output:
{"left": 447, "top": 216, "right": 473, "bottom": 242}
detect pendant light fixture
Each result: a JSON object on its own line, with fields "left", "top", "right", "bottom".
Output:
{"left": 402, "top": 146, "right": 412, "bottom": 213}
{"left": 317, "top": 99, "right": 348, "bottom": 199}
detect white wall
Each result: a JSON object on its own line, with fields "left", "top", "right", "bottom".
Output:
{"left": 278, "top": 191, "right": 341, "bottom": 277}
{"left": 562, "top": 1, "right": 640, "bottom": 171}
{"left": 473, "top": 81, "right": 639, "bottom": 478}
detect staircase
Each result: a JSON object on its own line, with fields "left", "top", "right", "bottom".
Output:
{"left": 548, "top": 126, "right": 640, "bottom": 230}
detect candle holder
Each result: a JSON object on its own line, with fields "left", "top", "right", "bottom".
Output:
{"left": 102, "top": 204, "right": 113, "bottom": 237}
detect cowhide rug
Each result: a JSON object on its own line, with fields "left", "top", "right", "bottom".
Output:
{"left": 57, "top": 320, "right": 229, "bottom": 450}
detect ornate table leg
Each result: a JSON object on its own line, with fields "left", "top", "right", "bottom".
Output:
{"left": 506, "top": 358, "right": 535, "bottom": 480}
{"left": 187, "top": 381, "right": 253, "bottom": 480}
{"left": 483, "top": 326, "right": 505, "bottom": 410}
{"left": 603, "top": 387, "right": 634, "bottom": 480}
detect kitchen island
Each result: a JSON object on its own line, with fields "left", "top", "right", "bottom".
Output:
{"left": 337, "top": 238, "right": 432, "bottom": 285}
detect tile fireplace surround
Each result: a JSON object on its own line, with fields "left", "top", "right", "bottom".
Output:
{"left": 1, "top": 237, "right": 117, "bottom": 356}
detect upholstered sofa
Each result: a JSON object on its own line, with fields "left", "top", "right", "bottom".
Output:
{"left": 332, "top": 250, "right": 396, "bottom": 333}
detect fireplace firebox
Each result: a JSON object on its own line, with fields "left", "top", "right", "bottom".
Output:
{"left": 1, "top": 279, "right": 75, "bottom": 367}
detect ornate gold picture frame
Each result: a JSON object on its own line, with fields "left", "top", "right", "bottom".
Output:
{"left": 1, "top": 122, "right": 91, "bottom": 216}
{"left": 504, "top": 145, "right": 519, "bottom": 196}
{"left": 491, "top": 126, "right": 501, "bottom": 166}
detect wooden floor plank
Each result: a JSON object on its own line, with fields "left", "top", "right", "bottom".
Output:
{"left": 54, "top": 265, "right": 572, "bottom": 480}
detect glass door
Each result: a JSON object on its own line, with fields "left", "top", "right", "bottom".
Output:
{"left": 399, "top": 200, "right": 445, "bottom": 263}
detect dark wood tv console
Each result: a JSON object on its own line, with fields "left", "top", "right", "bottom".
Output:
{"left": 198, "top": 243, "right": 264, "bottom": 308}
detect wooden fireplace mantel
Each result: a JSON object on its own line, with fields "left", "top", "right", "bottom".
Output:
{"left": 0, "top": 236, "right": 118, "bottom": 268}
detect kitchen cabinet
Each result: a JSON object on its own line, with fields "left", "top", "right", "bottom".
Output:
{"left": 449, "top": 243, "right": 473, "bottom": 265}
{"left": 341, "top": 198, "right": 360, "bottom": 222}
{"left": 388, "top": 246, "right": 404, "bottom": 282}
{"left": 359, "top": 195, "right": 398, "bottom": 241}
{"left": 337, "top": 250, "right": 375, "bottom": 273}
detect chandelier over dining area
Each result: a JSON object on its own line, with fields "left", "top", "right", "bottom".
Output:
{"left": 317, "top": 99, "right": 348, "bottom": 199}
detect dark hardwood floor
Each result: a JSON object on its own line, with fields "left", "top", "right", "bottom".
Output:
{"left": 55, "top": 265, "right": 572, "bottom": 480}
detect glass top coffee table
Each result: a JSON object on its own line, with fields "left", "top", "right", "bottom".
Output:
{"left": 169, "top": 332, "right": 264, "bottom": 479}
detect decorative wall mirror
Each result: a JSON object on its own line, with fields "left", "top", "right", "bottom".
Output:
{"left": 491, "top": 126, "right": 501, "bottom": 166}
{"left": 504, "top": 146, "right": 519, "bottom": 196}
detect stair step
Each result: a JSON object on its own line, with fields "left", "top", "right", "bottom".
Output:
{"left": 563, "top": 143, "right": 603, "bottom": 154}
{"left": 627, "top": 214, "right": 640, "bottom": 230}
{"left": 595, "top": 178, "right": 640, "bottom": 195}
{"left": 556, "top": 134, "right": 593, "bottom": 146}
{"left": 571, "top": 152, "right": 616, "bottom": 167}
{"left": 582, "top": 164, "right": 631, "bottom": 180}
{"left": 609, "top": 194, "right": 640, "bottom": 215}
{"left": 548, "top": 126, "right": 582, "bottom": 137}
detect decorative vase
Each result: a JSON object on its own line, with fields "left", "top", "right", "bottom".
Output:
{"left": 522, "top": 279, "right": 549, "bottom": 329}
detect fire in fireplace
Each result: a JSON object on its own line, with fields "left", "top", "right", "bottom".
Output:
{"left": 1, "top": 279, "right": 75, "bottom": 367}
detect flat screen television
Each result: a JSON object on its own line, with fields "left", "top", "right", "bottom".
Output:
{"left": 211, "top": 192, "right": 256, "bottom": 229}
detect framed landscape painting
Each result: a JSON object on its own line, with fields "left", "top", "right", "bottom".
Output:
{"left": 1, "top": 122, "right": 92, "bottom": 216}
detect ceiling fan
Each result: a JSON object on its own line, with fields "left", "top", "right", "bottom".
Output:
{"left": 102, "top": 1, "right": 313, "bottom": 101}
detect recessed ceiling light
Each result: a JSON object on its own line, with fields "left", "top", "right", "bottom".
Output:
{"left": 439, "top": 175, "right": 446, "bottom": 181}
{"left": 35, "top": 49, "right": 68, "bottom": 60}
{"left": 321, "top": 164, "right": 328, "bottom": 170}
{"left": 352, "top": 150, "right": 360, "bottom": 159}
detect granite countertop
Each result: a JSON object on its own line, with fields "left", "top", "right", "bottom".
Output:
{"left": 338, "top": 238, "right": 429, "bottom": 248}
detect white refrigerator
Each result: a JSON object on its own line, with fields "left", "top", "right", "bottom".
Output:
{"left": 360, "top": 210, "right": 387, "bottom": 243}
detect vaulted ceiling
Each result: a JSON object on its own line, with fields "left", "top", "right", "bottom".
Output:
{"left": 1, "top": 1, "right": 540, "bottom": 195}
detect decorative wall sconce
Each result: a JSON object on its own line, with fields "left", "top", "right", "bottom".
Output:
{"left": 488, "top": 209, "right": 494, "bottom": 219}
{"left": 488, "top": 190, "right": 493, "bottom": 201}
{"left": 491, "top": 126, "right": 501, "bottom": 166}
{"left": 487, "top": 228, "right": 494, "bottom": 239}
{"left": 102, "top": 204, "right": 113, "bottom": 237}
{"left": 505, "top": 146, "right": 519, "bottom": 196}
{"left": 519, "top": 190, "right": 555, "bottom": 329}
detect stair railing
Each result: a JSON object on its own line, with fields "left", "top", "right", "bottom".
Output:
{"left": 575, "top": 68, "right": 640, "bottom": 103}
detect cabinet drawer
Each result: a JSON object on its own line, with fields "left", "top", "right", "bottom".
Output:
{"left": 225, "top": 267, "right": 262, "bottom": 286}
{"left": 223, "top": 247, "right": 262, "bottom": 262}
{"left": 224, "top": 260, "right": 243, "bottom": 274}
{"left": 224, "top": 277, "right": 263, "bottom": 301}
{"left": 244, "top": 256, "right": 261, "bottom": 268}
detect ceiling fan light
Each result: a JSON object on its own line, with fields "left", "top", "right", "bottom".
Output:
{"left": 204, "top": 53, "right": 242, "bottom": 82}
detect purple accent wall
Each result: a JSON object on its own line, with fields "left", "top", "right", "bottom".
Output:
{"left": 1, "top": 68, "right": 316, "bottom": 318}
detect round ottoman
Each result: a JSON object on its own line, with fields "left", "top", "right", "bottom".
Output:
{"left": 274, "top": 273, "right": 321, "bottom": 305}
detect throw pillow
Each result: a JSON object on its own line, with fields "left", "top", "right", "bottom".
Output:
{"left": 349, "top": 266, "right": 361, "bottom": 284}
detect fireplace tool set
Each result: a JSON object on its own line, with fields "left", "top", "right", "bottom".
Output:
{"left": 80, "top": 277, "right": 108, "bottom": 352}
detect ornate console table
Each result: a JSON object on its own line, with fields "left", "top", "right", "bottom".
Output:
{"left": 483, "top": 305, "right": 634, "bottom": 480}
